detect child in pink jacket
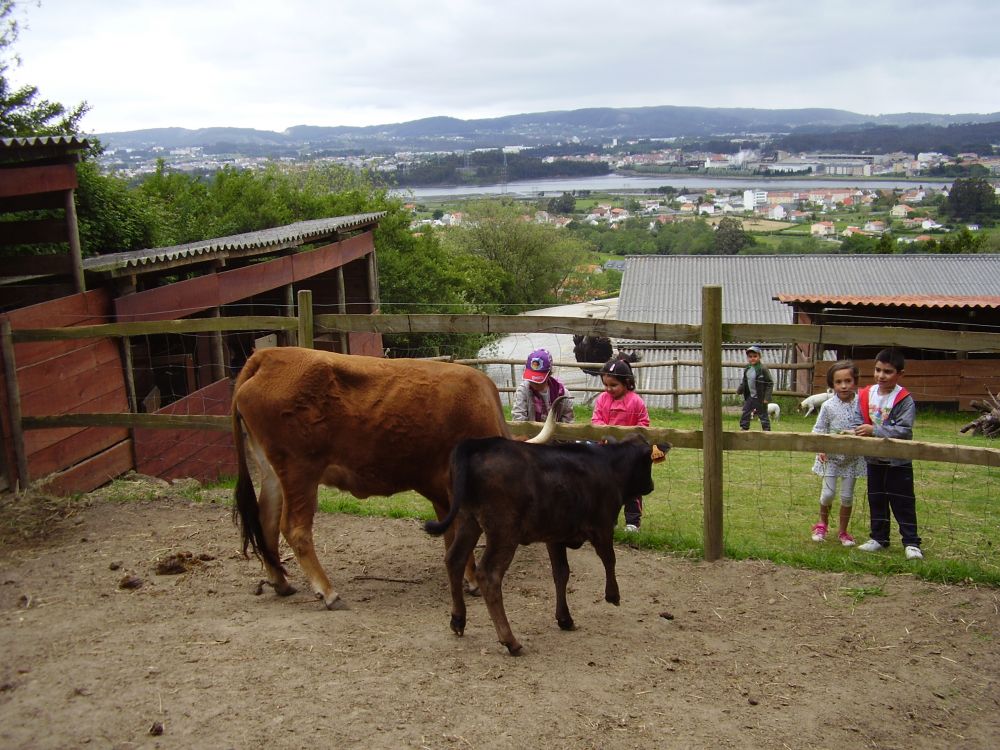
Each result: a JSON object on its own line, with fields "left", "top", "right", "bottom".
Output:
{"left": 591, "top": 358, "right": 650, "bottom": 532}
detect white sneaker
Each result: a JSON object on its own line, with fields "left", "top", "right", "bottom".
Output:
{"left": 904, "top": 545, "right": 924, "bottom": 560}
{"left": 624, "top": 524, "right": 639, "bottom": 533}
{"left": 858, "top": 539, "right": 886, "bottom": 552}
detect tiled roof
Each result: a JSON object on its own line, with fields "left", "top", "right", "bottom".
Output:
{"left": 82, "top": 213, "right": 386, "bottom": 274}
{"left": 774, "top": 294, "right": 1000, "bottom": 309}
{"left": 619, "top": 254, "right": 1000, "bottom": 326}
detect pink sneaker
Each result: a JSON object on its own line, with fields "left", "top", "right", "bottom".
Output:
{"left": 838, "top": 532, "right": 856, "bottom": 547}
{"left": 810, "top": 523, "right": 827, "bottom": 542}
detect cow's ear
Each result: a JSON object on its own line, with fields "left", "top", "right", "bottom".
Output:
{"left": 650, "top": 445, "right": 667, "bottom": 463}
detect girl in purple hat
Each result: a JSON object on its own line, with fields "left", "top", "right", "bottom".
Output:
{"left": 512, "top": 348, "right": 575, "bottom": 424}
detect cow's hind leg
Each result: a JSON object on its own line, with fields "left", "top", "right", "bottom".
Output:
{"left": 250, "top": 445, "right": 296, "bottom": 596}
{"left": 279, "top": 478, "right": 344, "bottom": 610}
{"left": 443, "top": 517, "right": 481, "bottom": 637}
{"left": 477, "top": 539, "right": 522, "bottom": 654}
{"left": 546, "top": 543, "right": 575, "bottom": 631}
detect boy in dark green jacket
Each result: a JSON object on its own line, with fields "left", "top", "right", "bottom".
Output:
{"left": 737, "top": 345, "right": 773, "bottom": 431}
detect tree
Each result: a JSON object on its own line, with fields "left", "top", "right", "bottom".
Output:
{"left": 443, "top": 199, "right": 587, "bottom": 311}
{"left": 0, "top": 1, "right": 88, "bottom": 136}
{"left": 942, "top": 177, "right": 998, "bottom": 225}
{"left": 713, "top": 216, "right": 754, "bottom": 255}
{"left": 546, "top": 192, "right": 576, "bottom": 214}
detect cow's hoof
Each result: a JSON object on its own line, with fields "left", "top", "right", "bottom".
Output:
{"left": 606, "top": 595, "right": 621, "bottom": 606}
{"left": 276, "top": 584, "right": 297, "bottom": 597}
{"left": 557, "top": 617, "right": 576, "bottom": 631}
{"left": 318, "top": 593, "right": 348, "bottom": 611}
{"left": 463, "top": 581, "right": 481, "bottom": 597}
{"left": 449, "top": 614, "right": 466, "bottom": 636}
{"left": 504, "top": 641, "right": 524, "bottom": 656}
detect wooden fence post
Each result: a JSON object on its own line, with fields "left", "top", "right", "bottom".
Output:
{"left": 672, "top": 362, "right": 680, "bottom": 413}
{"left": 297, "top": 289, "right": 314, "bottom": 350}
{"left": 336, "top": 267, "right": 349, "bottom": 354}
{"left": 702, "top": 286, "right": 724, "bottom": 561}
{"left": 1, "top": 321, "right": 29, "bottom": 489}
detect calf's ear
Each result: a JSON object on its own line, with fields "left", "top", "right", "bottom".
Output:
{"left": 650, "top": 444, "right": 669, "bottom": 463}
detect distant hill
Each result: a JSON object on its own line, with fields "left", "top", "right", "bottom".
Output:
{"left": 96, "top": 105, "right": 1000, "bottom": 154}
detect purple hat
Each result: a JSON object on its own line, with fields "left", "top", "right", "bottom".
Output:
{"left": 523, "top": 349, "right": 553, "bottom": 383}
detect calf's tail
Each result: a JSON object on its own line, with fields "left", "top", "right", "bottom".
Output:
{"left": 231, "top": 404, "right": 286, "bottom": 574}
{"left": 424, "top": 443, "right": 473, "bottom": 537}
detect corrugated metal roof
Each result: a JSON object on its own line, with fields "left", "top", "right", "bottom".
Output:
{"left": 81, "top": 212, "right": 386, "bottom": 274}
{"left": 774, "top": 294, "right": 1000, "bottom": 309}
{"left": 619, "top": 254, "right": 1000, "bottom": 326}
{"left": 0, "top": 135, "right": 91, "bottom": 150}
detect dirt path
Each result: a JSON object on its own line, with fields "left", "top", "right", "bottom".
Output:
{"left": 1, "top": 485, "right": 998, "bottom": 749}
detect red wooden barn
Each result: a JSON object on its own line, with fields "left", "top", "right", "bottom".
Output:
{"left": 0, "top": 136, "right": 384, "bottom": 494}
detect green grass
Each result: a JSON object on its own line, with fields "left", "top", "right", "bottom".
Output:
{"left": 308, "top": 405, "right": 1000, "bottom": 587}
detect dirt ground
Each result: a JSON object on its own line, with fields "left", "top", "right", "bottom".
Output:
{"left": 1, "top": 479, "right": 998, "bottom": 750}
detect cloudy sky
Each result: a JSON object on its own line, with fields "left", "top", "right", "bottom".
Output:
{"left": 8, "top": 0, "right": 1000, "bottom": 134}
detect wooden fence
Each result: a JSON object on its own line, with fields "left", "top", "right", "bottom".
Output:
{"left": 6, "top": 287, "right": 1000, "bottom": 560}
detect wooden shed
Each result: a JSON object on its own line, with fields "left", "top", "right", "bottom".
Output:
{"left": 775, "top": 294, "right": 1000, "bottom": 409}
{"left": 0, "top": 145, "right": 385, "bottom": 494}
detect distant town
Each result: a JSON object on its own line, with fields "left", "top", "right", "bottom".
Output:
{"left": 96, "top": 139, "right": 1000, "bottom": 187}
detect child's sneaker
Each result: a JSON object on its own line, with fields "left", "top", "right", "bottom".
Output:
{"left": 904, "top": 545, "right": 924, "bottom": 560}
{"left": 838, "top": 532, "right": 856, "bottom": 547}
{"left": 810, "top": 523, "right": 827, "bottom": 542}
{"left": 624, "top": 524, "right": 639, "bottom": 533}
{"left": 858, "top": 539, "right": 886, "bottom": 552}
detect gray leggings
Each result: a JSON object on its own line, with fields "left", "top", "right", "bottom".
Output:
{"left": 819, "top": 475, "right": 857, "bottom": 507}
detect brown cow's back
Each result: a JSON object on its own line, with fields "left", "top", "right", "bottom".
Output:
{"left": 233, "top": 346, "right": 511, "bottom": 500}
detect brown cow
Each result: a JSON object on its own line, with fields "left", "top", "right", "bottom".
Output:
{"left": 231, "top": 346, "right": 555, "bottom": 610}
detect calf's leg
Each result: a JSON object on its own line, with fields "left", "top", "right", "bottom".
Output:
{"left": 430, "top": 495, "right": 480, "bottom": 596}
{"left": 477, "top": 539, "right": 522, "bottom": 654}
{"left": 546, "top": 543, "right": 575, "bottom": 631}
{"left": 590, "top": 532, "right": 620, "bottom": 606}
{"left": 443, "top": 518, "right": 481, "bottom": 636}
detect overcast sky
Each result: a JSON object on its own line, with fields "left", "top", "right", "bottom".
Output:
{"left": 8, "top": 0, "right": 1000, "bottom": 135}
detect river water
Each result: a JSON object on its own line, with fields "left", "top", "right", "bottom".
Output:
{"left": 394, "top": 173, "right": 946, "bottom": 199}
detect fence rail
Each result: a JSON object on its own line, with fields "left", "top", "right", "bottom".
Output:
{"left": 7, "top": 287, "right": 1000, "bottom": 560}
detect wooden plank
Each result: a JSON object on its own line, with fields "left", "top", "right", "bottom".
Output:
{"left": 0, "top": 219, "right": 69, "bottom": 247}
{"left": 4, "top": 289, "right": 112, "bottom": 328}
{"left": 135, "top": 429, "right": 234, "bottom": 479}
{"left": 27, "top": 425, "right": 129, "bottom": 479}
{"left": 18, "top": 339, "right": 121, "bottom": 397}
{"left": 33, "top": 439, "right": 134, "bottom": 496}
{"left": 731, "top": 323, "right": 1000, "bottom": 353}
{"left": 0, "top": 252, "right": 74, "bottom": 273}
{"left": 114, "top": 273, "right": 220, "bottom": 323}
{"left": 148, "top": 439, "right": 236, "bottom": 483}
{"left": 290, "top": 233, "right": 373, "bottom": 280}
{"left": 0, "top": 192, "right": 66, "bottom": 212}
{"left": 15, "top": 315, "right": 297, "bottom": 341}
{"left": 216, "top": 257, "right": 294, "bottom": 304}
{"left": 0, "top": 164, "right": 77, "bottom": 198}
{"left": 23, "top": 390, "right": 129, "bottom": 456}
{"left": 21, "top": 361, "right": 127, "bottom": 417}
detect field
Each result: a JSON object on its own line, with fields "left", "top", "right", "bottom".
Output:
{"left": 1, "top": 486, "right": 998, "bottom": 749}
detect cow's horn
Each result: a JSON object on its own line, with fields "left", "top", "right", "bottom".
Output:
{"left": 525, "top": 396, "right": 566, "bottom": 444}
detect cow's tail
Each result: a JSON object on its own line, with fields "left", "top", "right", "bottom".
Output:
{"left": 231, "top": 396, "right": 286, "bottom": 574}
{"left": 424, "top": 442, "right": 473, "bottom": 537}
